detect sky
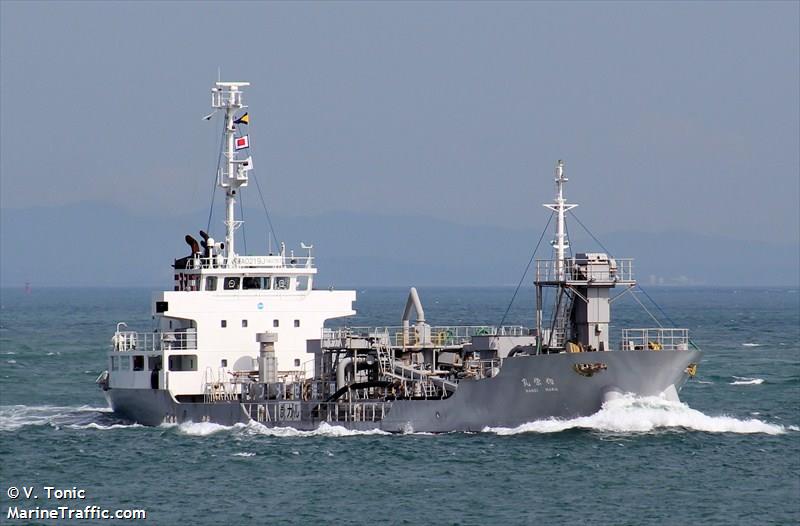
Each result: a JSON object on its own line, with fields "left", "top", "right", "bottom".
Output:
{"left": 1, "top": 2, "right": 798, "bottom": 249}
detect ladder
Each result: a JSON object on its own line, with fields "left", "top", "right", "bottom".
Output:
{"left": 376, "top": 344, "right": 394, "bottom": 376}
{"left": 422, "top": 381, "right": 437, "bottom": 399}
{"left": 550, "top": 288, "right": 573, "bottom": 349}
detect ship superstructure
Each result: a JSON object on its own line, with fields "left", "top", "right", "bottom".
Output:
{"left": 98, "top": 82, "right": 700, "bottom": 431}
{"left": 100, "top": 82, "right": 354, "bottom": 415}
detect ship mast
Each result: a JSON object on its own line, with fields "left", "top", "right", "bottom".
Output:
{"left": 211, "top": 81, "right": 250, "bottom": 265}
{"left": 535, "top": 160, "right": 579, "bottom": 353}
{"left": 543, "top": 160, "right": 577, "bottom": 280}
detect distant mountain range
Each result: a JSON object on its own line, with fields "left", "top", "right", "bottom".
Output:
{"left": 1, "top": 203, "right": 798, "bottom": 287}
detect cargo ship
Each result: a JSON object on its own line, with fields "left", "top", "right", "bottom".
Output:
{"left": 97, "top": 81, "right": 701, "bottom": 432}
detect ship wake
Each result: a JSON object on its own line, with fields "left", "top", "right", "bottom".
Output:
{"left": 0, "top": 404, "right": 138, "bottom": 432}
{"left": 174, "top": 420, "right": 390, "bottom": 438}
{"left": 483, "top": 395, "right": 795, "bottom": 436}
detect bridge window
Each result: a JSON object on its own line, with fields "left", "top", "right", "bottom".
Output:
{"left": 223, "top": 277, "right": 240, "bottom": 290}
{"left": 294, "top": 359, "right": 301, "bottom": 367}
{"left": 294, "top": 319, "right": 300, "bottom": 328}
{"left": 133, "top": 355, "right": 145, "bottom": 371}
{"left": 205, "top": 277, "right": 218, "bottom": 291}
{"left": 221, "top": 320, "right": 227, "bottom": 328}
{"left": 156, "top": 301, "right": 168, "bottom": 313}
{"left": 273, "top": 319, "right": 279, "bottom": 328}
{"left": 111, "top": 356, "right": 119, "bottom": 371}
{"left": 168, "top": 354, "right": 197, "bottom": 372}
{"left": 120, "top": 356, "right": 131, "bottom": 371}
{"left": 242, "top": 319, "right": 248, "bottom": 328}
{"left": 242, "top": 277, "right": 262, "bottom": 290}
{"left": 274, "top": 277, "right": 290, "bottom": 290}
{"left": 297, "top": 276, "right": 309, "bottom": 291}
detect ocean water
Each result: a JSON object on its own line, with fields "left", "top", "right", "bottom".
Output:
{"left": 0, "top": 286, "right": 798, "bottom": 525}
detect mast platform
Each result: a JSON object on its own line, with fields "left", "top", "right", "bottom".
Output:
{"left": 534, "top": 256, "right": 635, "bottom": 286}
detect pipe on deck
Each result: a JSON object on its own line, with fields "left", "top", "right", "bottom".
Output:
{"left": 402, "top": 287, "right": 426, "bottom": 346}
{"left": 336, "top": 355, "right": 377, "bottom": 390}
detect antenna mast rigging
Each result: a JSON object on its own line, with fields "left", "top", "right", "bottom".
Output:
{"left": 211, "top": 81, "right": 251, "bottom": 265}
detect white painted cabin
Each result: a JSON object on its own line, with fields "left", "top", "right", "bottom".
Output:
{"left": 108, "top": 253, "right": 354, "bottom": 398}
{"left": 105, "top": 81, "right": 355, "bottom": 400}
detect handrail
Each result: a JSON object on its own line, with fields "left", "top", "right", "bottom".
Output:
{"left": 535, "top": 258, "right": 634, "bottom": 283}
{"left": 183, "top": 255, "right": 315, "bottom": 270}
{"left": 621, "top": 328, "right": 689, "bottom": 351}
{"left": 112, "top": 330, "right": 197, "bottom": 352}
{"left": 464, "top": 358, "right": 502, "bottom": 379}
{"left": 322, "top": 325, "right": 528, "bottom": 348}
{"left": 244, "top": 400, "right": 391, "bottom": 424}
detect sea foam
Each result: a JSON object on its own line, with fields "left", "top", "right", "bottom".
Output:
{"left": 176, "top": 421, "right": 231, "bottom": 436}
{"left": 3, "top": 398, "right": 789, "bottom": 437}
{"left": 67, "top": 422, "right": 143, "bottom": 431}
{"left": 175, "top": 420, "right": 390, "bottom": 438}
{"left": 731, "top": 376, "right": 765, "bottom": 385}
{"left": 246, "top": 421, "right": 390, "bottom": 437}
{"left": 483, "top": 395, "right": 789, "bottom": 436}
{"left": 0, "top": 404, "right": 116, "bottom": 432}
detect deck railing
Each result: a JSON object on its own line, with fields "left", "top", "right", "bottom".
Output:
{"left": 464, "top": 358, "right": 502, "bottom": 379}
{"left": 112, "top": 330, "right": 197, "bottom": 352}
{"left": 244, "top": 400, "right": 391, "bottom": 424}
{"left": 182, "top": 255, "right": 314, "bottom": 270}
{"left": 621, "top": 328, "right": 689, "bottom": 351}
{"left": 535, "top": 258, "right": 634, "bottom": 283}
{"left": 322, "top": 325, "right": 528, "bottom": 348}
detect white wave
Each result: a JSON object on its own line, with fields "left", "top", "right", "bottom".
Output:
{"left": 483, "top": 395, "right": 789, "bottom": 436}
{"left": 242, "top": 421, "right": 390, "bottom": 438}
{"left": 67, "top": 422, "right": 143, "bottom": 431}
{"left": 232, "top": 452, "right": 256, "bottom": 457}
{"left": 6, "top": 359, "right": 17, "bottom": 364}
{"left": 742, "top": 343, "right": 761, "bottom": 347}
{"left": 177, "top": 421, "right": 231, "bottom": 436}
{"left": 314, "top": 422, "right": 390, "bottom": 437}
{"left": 174, "top": 420, "right": 390, "bottom": 438}
{"left": 0, "top": 404, "right": 112, "bottom": 431}
{"left": 4, "top": 351, "right": 16, "bottom": 355}
{"left": 731, "top": 376, "right": 765, "bottom": 385}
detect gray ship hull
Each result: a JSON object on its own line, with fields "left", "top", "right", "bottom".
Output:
{"left": 104, "top": 349, "right": 700, "bottom": 432}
